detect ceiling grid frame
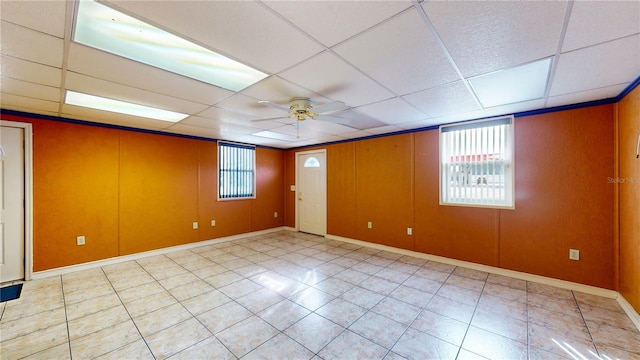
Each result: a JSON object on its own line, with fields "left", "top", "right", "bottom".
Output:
{"left": 0, "top": 0, "right": 637, "bottom": 148}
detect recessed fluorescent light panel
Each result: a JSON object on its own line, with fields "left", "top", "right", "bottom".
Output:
{"left": 65, "top": 91, "right": 189, "bottom": 122}
{"left": 74, "top": 1, "right": 268, "bottom": 92}
{"left": 469, "top": 57, "right": 553, "bottom": 108}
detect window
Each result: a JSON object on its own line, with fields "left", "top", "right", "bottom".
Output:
{"left": 439, "top": 116, "right": 514, "bottom": 209}
{"left": 218, "top": 142, "right": 256, "bottom": 200}
{"left": 303, "top": 157, "right": 320, "bottom": 168}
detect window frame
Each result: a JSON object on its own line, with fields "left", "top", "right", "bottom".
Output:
{"left": 439, "top": 116, "right": 515, "bottom": 210}
{"left": 217, "top": 141, "right": 256, "bottom": 201}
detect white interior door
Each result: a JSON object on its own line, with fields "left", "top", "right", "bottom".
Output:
{"left": 297, "top": 151, "right": 326, "bottom": 236}
{"left": 1, "top": 126, "right": 25, "bottom": 282}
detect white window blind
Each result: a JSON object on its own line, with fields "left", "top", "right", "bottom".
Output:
{"left": 439, "top": 116, "right": 514, "bottom": 209}
{"left": 218, "top": 142, "right": 256, "bottom": 200}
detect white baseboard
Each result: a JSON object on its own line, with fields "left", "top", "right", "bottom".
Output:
{"left": 31, "top": 227, "right": 288, "bottom": 279}
{"left": 29, "top": 228, "right": 640, "bottom": 332}
{"left": 326, "top": 233, "right": 640, "bottom": 331}
{"left": 616, "top": 293, "right": 640, "bottom": 332}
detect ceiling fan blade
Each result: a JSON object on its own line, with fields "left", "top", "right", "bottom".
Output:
{"left": 252, "top": 116, "right": 288, "bottom": 122}
{"left": 313, "top": 100, "right": 348, "bottom": 114}
{"left": 258, "top": 100, "right": 289, "bottom": 112}
{"left": 315, "top": 115, "right": 362, "bottom": 129}
{"left": 317, "top": 113, "right": 386, "bottom": 130}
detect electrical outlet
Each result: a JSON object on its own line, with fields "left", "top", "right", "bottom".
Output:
{"left": 193, "top": 222, "right": 198, "bottom": 230}
{"left": 76, "top": 236, "right": 85, "bottom": 246}
{"left": 211, "top": 220, "right": 216, "bottom": 227}
{"left": 407, "top": 227, "right": 413, "bottom": 235}
{"left": 367, "top": 221, "right": 372, "bottom": 229}
{"left": 274, "top": 212, "right": 278, "bottom": 218}
{"left": 569, "top": 249, "right": 580, "bottom": 261}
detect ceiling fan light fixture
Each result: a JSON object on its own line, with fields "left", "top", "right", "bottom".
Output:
{"left": 288, "top": 97, "right": 316, "bottom": 120}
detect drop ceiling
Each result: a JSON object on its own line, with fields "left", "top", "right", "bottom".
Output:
{"left": 1, "top": 1, "right": 639, "bottom": 149}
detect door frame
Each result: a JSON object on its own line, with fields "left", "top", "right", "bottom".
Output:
{"left": 1, "top": 120, "right": 33, "bottom": 281}
{"left": 295, "top": 149, "right": 327, "bottom": 235}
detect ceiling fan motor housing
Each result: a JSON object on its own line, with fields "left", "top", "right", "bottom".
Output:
{"left": 289, "top": 97, "right": 316, "bottom": 119}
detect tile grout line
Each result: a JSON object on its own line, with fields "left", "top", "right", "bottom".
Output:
{"left": 455, "top": 269, "right": 487, "bottom": 360}
{"left": 16, "top": 231, "right": 637, "bottom": 360}
{"left": 372, "top": 262, "right": 450, "bottom": 358}
{"left": 135, "top": 253, "right": 228, "bottom": 359}
{"left": 526, "top": 280, "right": 531, "bottom": 358}
{"left": 60, "top": 275, "right": 74, "bottom": 360}
{"left": 571, "top": 290, "right": 601, "bottom": 358}
{"left": 99, "top": 265, "right": 156, "bottom": 360}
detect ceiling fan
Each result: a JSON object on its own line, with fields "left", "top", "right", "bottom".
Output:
{"left": 257, "top": 97, "right": 349, "bottom": 123}
{"left": 254, "top": 97, "right": 387, "bottom": 139}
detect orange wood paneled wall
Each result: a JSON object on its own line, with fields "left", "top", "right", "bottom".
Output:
{"left": 285, "top": 105, "right": 616, "bottom": 289}
{"left": 617, "top": 85, "right": 640, "bottom": 313}
{"left": 1, "top": 114, "right": 285, "bottom": 271}
{"left": 355, "top": 135, "right": 414, "bottom": 250}
{"left": 499, "top": 106, "right": 614, "bottom": 288}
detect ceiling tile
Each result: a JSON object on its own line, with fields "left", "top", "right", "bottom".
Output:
{"left": 340, "top": 131, "right": 378, "bottom": 142}
{"left": 229, "top": 133, "right": 297, "bottom": 148}
{"left": 423, "top": 1, "right": 566, "bottom": 77}
{"left": 334, "top": 9, "right": 459, "bottom": 95}
{"left": 0, "top": 0, "right": 66, "bottom": 38}
{"left": 563, "top": 1, "right": 640, "bottom": 52}
{"left": 327, "top": 109, "right": 388, "bottom": 129}
{"left": 402, "top": 81, "right": 480, "bottom": 117}
{"left": 419, "top": 98, "right": 545, "bottom": 128}
{"left": 469, "top": 57, "right": 552, "bottom": 108}
{"left": 64, "top": 72, "right": 209, "bottom": 115}
{"left": 396, "top": 119, "right": 441, "bottom": 130}
{"left": 179, "top": 115, "right": 262, "bottom": 136}
{"left": 105, "top": 0, "right": 323, "bottom": 73}
{"left": 242, "top": 76, "right": 326, "bottom": 106}
{"left": 550, "top": 35, "right": 640, "bottom": 96}
{"left": 263, "top": 125, "right": 346, "bottom": 146}
{"left": 252, "top": 129, "right": 303, "bottom": 143}
{"left": 479, "top": 98, "right": 546, "bottom": 118}
{"left": 0, "top": 93, "right": 59, "bottom": 113}
{"left": 262, "top": 1, "right": 411, "bottom": 47}
{"left": 0, "top": 55, "right": 62, "bottom": 87}
{"left": 290, "top": 118, "right": 358, "bottom": 135}
{"left": 279, "top": 51, "right": 394, "bottom": 107}
{"left": 175, "top": 116, "right": 224, "bottom": 130}
{"left": 0, "top": 21, "right": 64, "bottom": 67}
{"left": 546, "top": 84, "right": 627, "bottom": 108}
{"left": 362, "top": 125, "right": 405, "bottom": 135}
{"left": 1, "top": 77, "right": 60, "bottom": 102}
{"left": 193, "top": 107, "right": 287, "bottom": 131}
{"left": 355, "top": 98, "right": 428, "bottom": 125}
{"left": 163, "top": 123, "right": 226, "bottom": 140}
{"left": 216, "top": 93, "right": 282, "bottom": 119}
{"left": 67, "top": 44, "right": 233, "bottom": 106}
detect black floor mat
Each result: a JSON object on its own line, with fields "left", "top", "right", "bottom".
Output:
{"left": 0, "top": 283, "right": 23, "bottom": 303}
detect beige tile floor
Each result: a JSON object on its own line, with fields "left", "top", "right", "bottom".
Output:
{"left": 1, "top": 230, "right": 639, "bottom": 360}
